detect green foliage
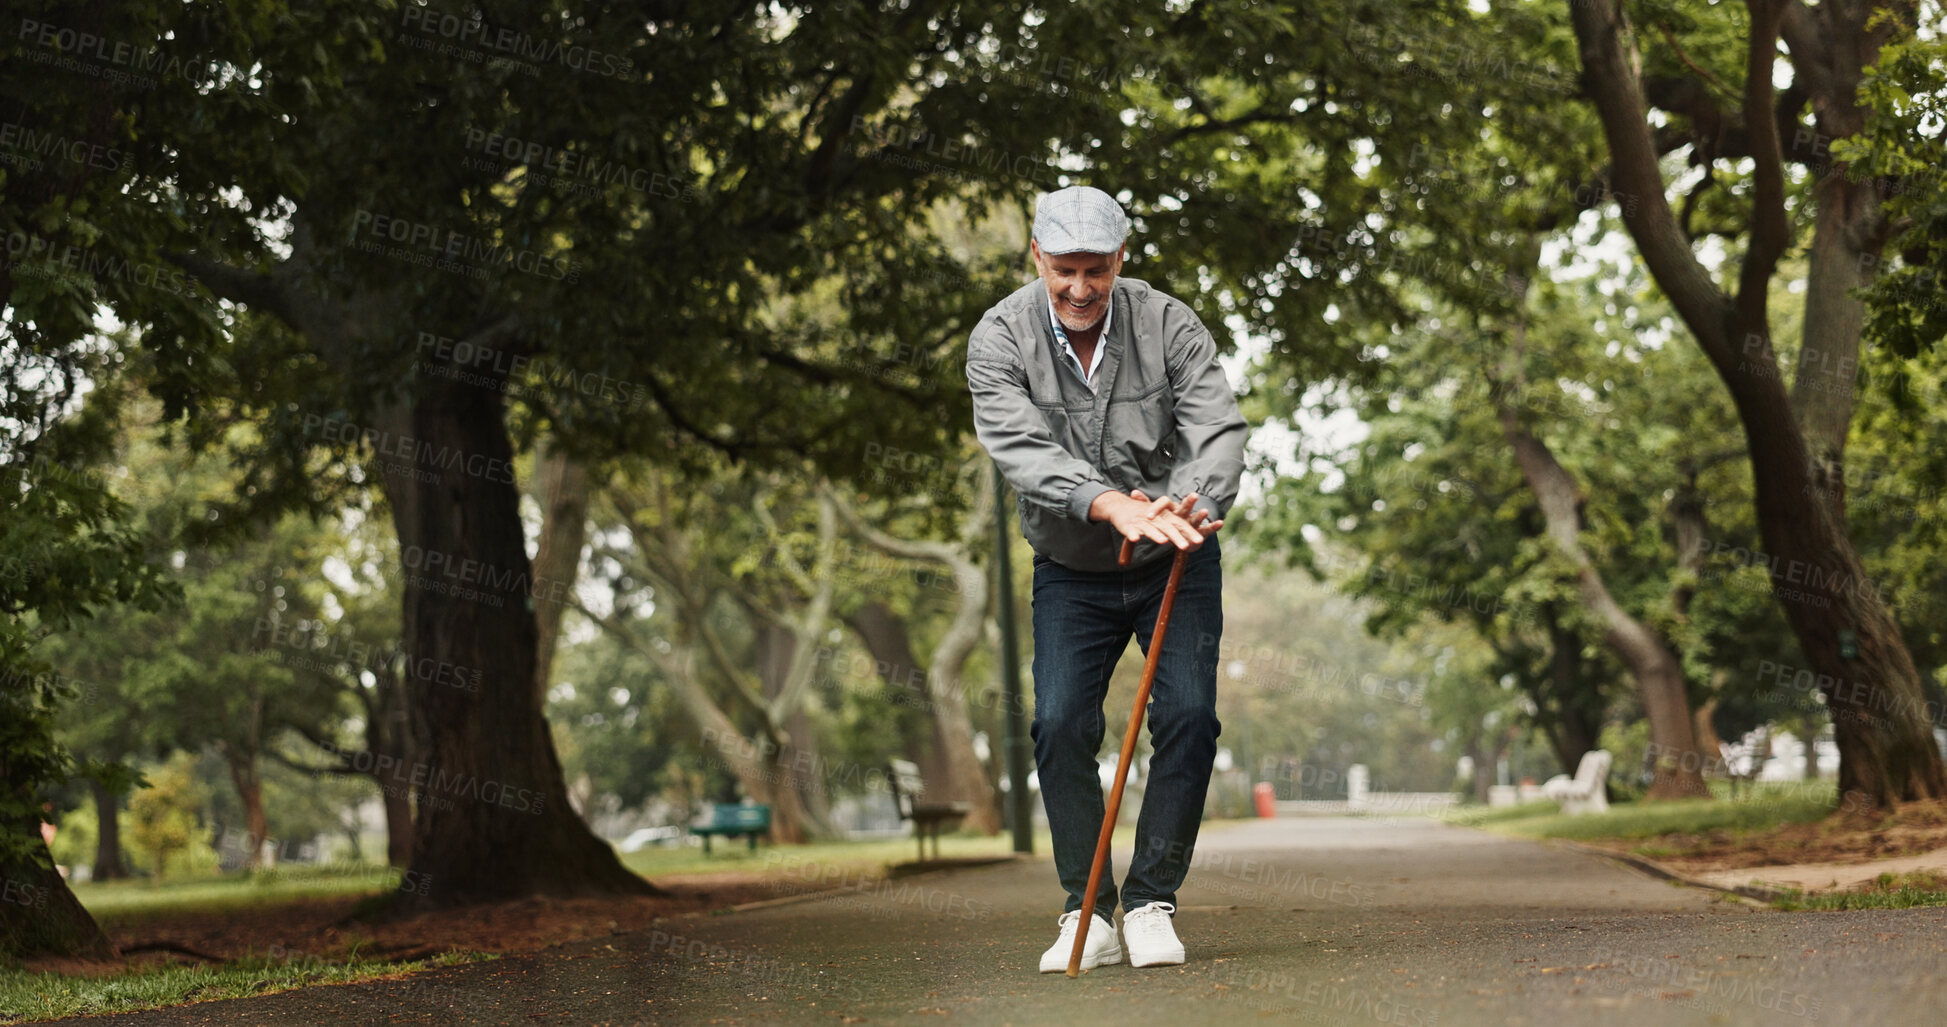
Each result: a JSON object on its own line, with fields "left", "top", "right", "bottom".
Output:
{"left": 125, "top": 754, "right": 211, "bottom": 881}
{"left": 1840, "top": 9, "right": 1947, "bottom": 361}
{"left": 44, "top": 796, "right": 100, "bottom": 872}
{"left": 1597, "top": 719, "right": 1653, "bottom": 803}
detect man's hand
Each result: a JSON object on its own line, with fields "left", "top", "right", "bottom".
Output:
{"left": 1088, "top": 489, "right": 1223, "bottom": 551}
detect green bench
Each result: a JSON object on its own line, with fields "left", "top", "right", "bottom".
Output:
{"left": 692, "top": 802, "right": 772, "bottom": 853}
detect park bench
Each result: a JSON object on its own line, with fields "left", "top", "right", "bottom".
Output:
{"left": 691, "top": 802, "right": 772, "bottom": 853}
{"left": 1720, "top": 727, "right": 1771, "bottom": 799}
{"left": 887, "top": 759, "right": 971, "bottom": 862}
{"left": 1540, "top": 749, "right": 1612, "bottom": 815}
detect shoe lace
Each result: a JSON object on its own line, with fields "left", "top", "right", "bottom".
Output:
{"left": 1056, "top": 910, "right": 1082, "bottom": 934}
{"left": 1125, "top": 902, "right": 1176, "bottom": 937}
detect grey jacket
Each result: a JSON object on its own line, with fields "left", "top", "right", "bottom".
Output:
{"left": 967, "top": 276, "right": 1248, "bottom": 572}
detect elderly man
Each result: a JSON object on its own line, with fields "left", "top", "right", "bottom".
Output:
{"left": 966, "top": 185, "right": 1248, "bottom": 972}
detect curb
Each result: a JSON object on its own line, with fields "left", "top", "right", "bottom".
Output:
{"left": 714, "top": 853, "right": 1035, "bottom": 916}
{"left": 1547, "top": 838, "right": 1786, "bottom": 906}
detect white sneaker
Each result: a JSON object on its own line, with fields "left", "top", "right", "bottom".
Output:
{"left": 1122, "top": 902, "right": 1185, "bottom": 967}
{"left": 1038, "top": 910, "right": 1122, "bottom": 973}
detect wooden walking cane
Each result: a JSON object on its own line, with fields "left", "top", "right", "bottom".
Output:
{"left": 1066, "top": 534, "right": 1192, "bottom": 977}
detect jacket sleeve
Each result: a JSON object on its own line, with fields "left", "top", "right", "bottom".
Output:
{"left": 1164, "top": 320, "right": 1249, "bottom": 522}
{"left": 966, "top": 319, "right": 1116, "bottom": 522}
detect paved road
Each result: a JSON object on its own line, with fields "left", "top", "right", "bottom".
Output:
{"left": 53, "top": 816, "right": 1947, "bottom": 1026}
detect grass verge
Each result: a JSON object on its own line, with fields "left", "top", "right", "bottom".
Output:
{"left": 73, "top": 864, "right": 409, "bottom": 923}
{"left": 0, "top": 950, "right": 490, "bottom": 1024}
{"left": 1770, "top": 871, "right": 1947, "bottom": 911}
{"left": 1455, "top": 782, "right": 1837, "bottom": 843}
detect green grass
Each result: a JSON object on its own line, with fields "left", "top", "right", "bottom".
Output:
{"left": 0, "top": 950, "right": 490, "bottom": 1024}
{"left": 73, "top": 864, "right": 409, "bottom": 924}
{"left": 1771, "top": 871, "right": 1947, "bottom": 911}
{"left": 1436, "top": 800, "right": 1560, "bottom": 828}
{"left": 616, "top": 819, "right": 1249, "bottom": 884}
{"left": 1457, "top": 782, "right": 1838, "bottom": 843}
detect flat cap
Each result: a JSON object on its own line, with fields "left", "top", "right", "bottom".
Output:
{"left": 1032, "top": 185, "right": 1129, "bottom": 255}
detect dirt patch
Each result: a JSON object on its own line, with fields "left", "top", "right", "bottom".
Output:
{"left": 1582, "top": 799, "right": 1947, "bottom": 885}
{"left": 22, "top": 873, "right": 837, "bottom": 978}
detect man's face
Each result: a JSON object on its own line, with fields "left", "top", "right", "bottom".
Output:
{"left": 1031, "top": 240, "right": 1123, "bottom": 333}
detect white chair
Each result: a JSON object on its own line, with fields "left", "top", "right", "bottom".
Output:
{"left": 1540, "top": 749, "right": 1613, "bottom": 815}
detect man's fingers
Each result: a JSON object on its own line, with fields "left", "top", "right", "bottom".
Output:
{"left": 1175, "top": 491, "right": 1200, "bottom": 518}
{"left": 1146, "top": 495, "right": 1171, "bottom": 516}
{"left": 1130, "top": 489, "right": 1150, "bottom": 503}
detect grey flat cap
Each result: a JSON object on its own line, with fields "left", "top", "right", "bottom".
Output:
{"left": 1033, "top": 185, "right": 1129, "bottom": 254}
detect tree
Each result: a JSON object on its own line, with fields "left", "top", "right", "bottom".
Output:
{"left": 581, "top": 461, "right": 846, "bottom": 842}
{"left": 126, "top": 753, "right": 207, "bottom": 883}
{"left": 825, "top": 459, "right": 1002, "bottom": 833}
{"left": 1, "top": 368, "right": 177, "bottom": 956}
{"left": 130, "top": 0, "right": 1158, "bottom": 910}
{"left": 1568, "top": 0, "right": 1945, "bottom": 808}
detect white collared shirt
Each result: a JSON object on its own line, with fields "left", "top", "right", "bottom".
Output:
{"left": 1047, "top": 292, "right": 1112, "bottom": 392}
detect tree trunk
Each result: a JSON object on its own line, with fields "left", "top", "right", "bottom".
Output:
{"left": 88, "top": 777, "right": 129, "bottom": 882}
{"left": 845, "top": 601, "right": 949, "bottom": 785}
{"left": 1495, "top": 388, "right": 1709, "bottom": 799}
{"left": 176, "top": 231, "right": 657, "bottom": 901}
{"left": 825, "top": 477, "right": 1003, "bottom": 833}
{"left": 224, "top": 751, "right": 269, "bottom": 870}
{"left": 377, "top": 372, "right": 655, "bottom": 913}
{"left": 1533, "top": 604, "right": 1604, "bottom": 776}
{"left": 1569, "top": 0, "right": 1945, "bottom": 810}
{"left": 1466, "top": 738, "right": 1495, "bottom": 805}
{"left": 1693, "top": 693, "right": 1726, "bottom": 776}
{"left": 0, "top": 822, "right": 114, "bottom": 961}
{"left": 369, "top": 663, "right": 417, "bottom": 867}
{"left": 530, "top": 438, "right": 591, "bottom": 704}
{"left": 754, "top": 622, "right": 836, "bottom": 840}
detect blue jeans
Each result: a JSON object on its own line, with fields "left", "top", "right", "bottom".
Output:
{"left": 1031, "top": 533, "right": 1223, "bottom": 916}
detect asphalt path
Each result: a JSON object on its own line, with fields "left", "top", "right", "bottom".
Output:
{"left": 48, "top": 815, "right": 1947, "bottom": 1026}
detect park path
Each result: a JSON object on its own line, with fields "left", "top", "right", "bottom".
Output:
{"left": 49, "top": 815, "right": 1947, "bottom": 1026}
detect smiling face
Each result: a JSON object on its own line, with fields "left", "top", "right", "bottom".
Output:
{"left": 1031, "top": 240, "right": 1123, "bottom": 333}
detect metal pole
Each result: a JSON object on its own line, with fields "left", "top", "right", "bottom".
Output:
{"left": 993, "top": 461, "right": 1033, "bottom": 854}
